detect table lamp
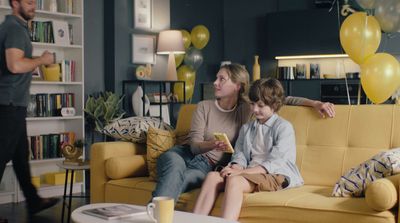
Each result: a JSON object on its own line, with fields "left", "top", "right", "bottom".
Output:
{"left": 157, "top": 30, "right": 185, "bottom": 81}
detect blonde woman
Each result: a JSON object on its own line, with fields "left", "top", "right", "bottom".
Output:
{"left": 151, "top": 64, "right": 334, "bottom": 203}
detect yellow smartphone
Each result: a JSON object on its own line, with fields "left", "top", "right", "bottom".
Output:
{"left": 213, "top": 132, "right": 235, "bottom": 153}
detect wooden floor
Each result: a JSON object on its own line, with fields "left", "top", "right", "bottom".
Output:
{"left": 0, "top": 194, "right": 89, "bottom": 223}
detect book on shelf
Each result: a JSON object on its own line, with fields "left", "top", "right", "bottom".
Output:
{"left": 57, "top": 0, "right": 74, "bottom": 14}
{"left": 28, "top": 132, "right": 75, "bottom": 160}
{"left": 30, "top": 20, "right": 54, "bottom": 44}
{"left": 31, "top": 93, "right": 75, "bottom": 117}
{"left": 68, "top": 24, "right": 73, "bottom": 45}
{"left": 60, "top": 60, "right": 76, "bottom": 82}
{"left": 35, "top": 0, "right": 44, "bottom": 11}
{"left": 82, "top": 205, "right": 146, "bottom": 220}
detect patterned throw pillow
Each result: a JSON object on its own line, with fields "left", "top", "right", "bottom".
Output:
{"left": 146, "top": 127, "right": 176, "bottom": 181}
{"left": 102, "top": 117, "right": 174, "bottom": 143}
{"left": 332, "top": 148, "right": 400, "bottom": 197}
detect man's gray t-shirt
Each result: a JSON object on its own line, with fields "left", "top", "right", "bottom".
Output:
{"left": 0, "top": 15, "right": 33, "bottom": 107}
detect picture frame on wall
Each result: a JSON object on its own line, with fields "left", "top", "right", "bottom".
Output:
{"left": 133, "top": 0, "right": 152, "bottom": 30}
{"left": 132, "top": 34, "right": 156, "bottom": 64}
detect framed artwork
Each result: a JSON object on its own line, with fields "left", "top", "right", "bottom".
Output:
{"left": 32, "top": 66, "right": 43, "bottom": 80}
{"left": 132, "top": 34, "right": 156, "bottom": 64}
{"left": 133, "top": 0, "right": 152, "bottom": 30}
{"left": 52, "top": 20, "right": 70, "bottom": 46}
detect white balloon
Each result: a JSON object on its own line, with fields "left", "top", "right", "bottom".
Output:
{"left": 375, "top": 0, "right": 400, "bottom": 33}
{"left": 356, "top": 0, "right": 376, "bottom": 9}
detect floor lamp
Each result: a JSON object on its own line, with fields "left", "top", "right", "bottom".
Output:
{"left": 157, "top": 30, "right": 185, "bottom": 81}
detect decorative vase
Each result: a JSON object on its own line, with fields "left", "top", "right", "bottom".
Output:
{"left": 132, "top": 86, "right": 150, "bottom": 116}
{"left": 252, "top": 55, "right": 260, "bottom": 81}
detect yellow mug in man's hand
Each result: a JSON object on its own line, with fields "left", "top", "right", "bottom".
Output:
{"left": 147, "top": 196, "right": 174, "bottom": 223}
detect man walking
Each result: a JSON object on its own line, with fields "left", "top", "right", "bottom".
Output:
{"left": 0, "top": 0, "right": 59, "bottom": 221}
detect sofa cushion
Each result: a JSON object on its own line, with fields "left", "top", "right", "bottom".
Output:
{"left": 102, "top": 116, "right": 173, "bottom": 143}
{"left": 174, "top": 104, "right": 197, "bottom": 145}
{"left": 146, "top": 127, "right": 176, "bottom": 181}
{"left": 332, "top": 148, "right": 400, "bottom": 197}
{"left": 365, "top": 178, "right": 397, "bottom": 211}
{"left": 105, "top": 155, "right": 148, "bottom": 180}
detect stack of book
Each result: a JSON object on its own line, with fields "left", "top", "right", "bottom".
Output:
{"left": 28, "top": 131, "right": 75, "bottom": 160}
{"left": 30, "top": 93, "right": 75, "bottom": 117}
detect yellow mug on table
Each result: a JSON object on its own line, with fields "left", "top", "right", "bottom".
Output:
{"left": 146, "top": 196, "right": 174, "bottom": 223}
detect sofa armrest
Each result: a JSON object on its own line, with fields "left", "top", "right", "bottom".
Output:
{"left": 365, "top": 174, "right": 400, "bottom": 211}
{"left": 105, "top": 154, "right": 148, "bottom": 179}
{"left": 90, "top": 141, "right": 146, "bottom": 203}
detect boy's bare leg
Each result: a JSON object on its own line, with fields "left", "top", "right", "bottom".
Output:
{"left": 221, "top": 175, "right": 255, "bottom": 220}
{"left": 193, "top": 171, "right": 225, "bottom": 215}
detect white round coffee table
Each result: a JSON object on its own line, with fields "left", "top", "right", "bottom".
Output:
{"left": 71, "top": 203, "right": 238, "bottom": 223}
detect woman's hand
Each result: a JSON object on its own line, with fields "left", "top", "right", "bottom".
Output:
{"left": 214, "top": 140, "right": 228, "bottom": 152}
{"left": 313, "top": 101, "right": 335, "bottom": 118}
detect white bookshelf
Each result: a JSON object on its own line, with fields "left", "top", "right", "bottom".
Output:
{"left": 0, "top": 0, "right": 85, "bottom": 204}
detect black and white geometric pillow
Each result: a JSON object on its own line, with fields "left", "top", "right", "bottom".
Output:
{"left": 102, "top": 116, "right": 174, "bottom": 143}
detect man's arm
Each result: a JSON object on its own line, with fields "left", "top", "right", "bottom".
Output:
{"left": 6, "top": 48, "right": 54, "bottom": 74}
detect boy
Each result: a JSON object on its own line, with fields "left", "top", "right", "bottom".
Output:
{"left": 192, "top": 78, "right": 303, "bottom": 220}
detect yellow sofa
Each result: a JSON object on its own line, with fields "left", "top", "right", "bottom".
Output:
{"left": 91, "top": 104, "right": 400, "bottom": 223}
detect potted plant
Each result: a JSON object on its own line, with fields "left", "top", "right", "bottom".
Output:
{"left": 84, "top": 92, "right": 125, "bottom": 142}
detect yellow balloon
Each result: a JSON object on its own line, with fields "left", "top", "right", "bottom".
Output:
{"left": 340, "top": 12, "right": 381, "bottom": 64}
{"left": 191, "top": 25, "right": 210, "bottom": 50}
{"left": 174, "top": 65, "right": 196, "bottom": 102}
{"left": 174, "top": 82, "right": 194, "bottom": 103}
{"left": 177, "top": 65, "right": 196, "bottom": 84}
{"left": 181, "top": 29, "right": 191, "bottom": 49}
{"left": 361, "top": 53, "right": 400, "bottom": 104}
{"left": 175, "top": 54, "right": 184, "bottom": 68}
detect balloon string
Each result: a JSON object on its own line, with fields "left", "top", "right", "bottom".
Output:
{"left": 329, "top": 0, "right": 338, "bottom": 12}
{"left": 382, "top": 34, "right": 387, "bottom": 53}
{"left": 334, "top": 0, "right": 345, "bottom": 54}
{"left": 339, "top": 57, "right": 351, "bottom": 105}
{"left": 357, "top": 81, "right": 361, "bottom": 105}
{"left": 344, "top": 73, "right": 351, "bottom": 105}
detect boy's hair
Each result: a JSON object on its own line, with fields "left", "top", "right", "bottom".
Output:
{"left": 220, "top": 63, "right": 250, "bottom": 102}
{"left": 249, "top": 78, "right": 285, "bottom": 112}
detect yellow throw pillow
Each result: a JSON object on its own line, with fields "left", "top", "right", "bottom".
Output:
{"left": 146, "top": 127, "right": 176, "bottom": 181}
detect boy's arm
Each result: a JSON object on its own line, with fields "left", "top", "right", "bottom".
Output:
{"left": 285, "top": 96, "right": 335, "bottom": 118}
{"left": 228, "top": 126, "right": 247, "bottom": 167}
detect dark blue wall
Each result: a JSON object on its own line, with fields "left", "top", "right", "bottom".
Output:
{"left": 170, "top": 0, "right": 319, "bottom": 102}
{"left": 85, "top": 0, "right": 105, "bottom": 95}
{"left": 170, "top": 0, "right": 224, "bottom": 103}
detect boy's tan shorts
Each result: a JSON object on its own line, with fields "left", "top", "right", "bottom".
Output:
{"left": 239, "top": 173, "right": 288, "bottom": 192}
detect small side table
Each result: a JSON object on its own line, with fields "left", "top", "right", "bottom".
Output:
{"left": 57, "top": 162, "right": 90, "bottom": 223}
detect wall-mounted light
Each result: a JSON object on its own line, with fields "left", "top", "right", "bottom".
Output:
{"left": 275, "top": 54, "right": 349, "bottom": 60}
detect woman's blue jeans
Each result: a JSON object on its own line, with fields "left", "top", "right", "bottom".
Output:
{"left": 151, "top": 145, "right": 213, "bottom": 203}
